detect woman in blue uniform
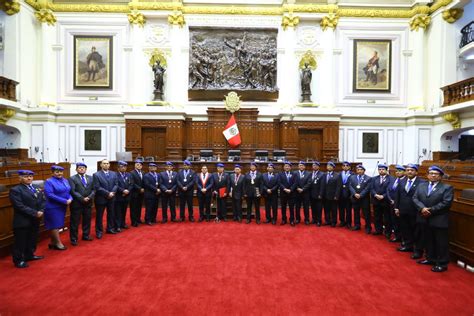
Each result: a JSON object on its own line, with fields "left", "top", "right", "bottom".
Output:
{"left": 44, "top": 165, "right": 72, "bottom": 250}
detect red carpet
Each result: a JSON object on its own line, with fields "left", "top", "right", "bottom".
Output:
{"left": 1, "top": 210, "right": 473, "bottom": 315}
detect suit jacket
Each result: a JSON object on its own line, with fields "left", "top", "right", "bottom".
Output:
{"left": 262, "top": 172, "right": 279, "bottom": 197}
{"left": 309, "top": 171, "right": 325, "bottom": 200}
{"left": 339, "top": 171, "right": 353, "bottom": 199}
{"left": 243, "top": 171, "right": 263, "bottom": 198}
{"left": 295, "top": 170, "right": 312, "bottom": 194}
{"left": 349, "top": 174, "right": 372, "bottom": 201}
{"left": 69, "top": 174, "right": 95, "bottom": 208}
{"left": 159, "top": 171, "right": 178, "bottom": 193}
{"left": 9, "top": 184, "right": 45, "bottom": 229}
{"left": 387, "top": 176, "right": 406, "bottom": 203}
{"left": 395, "top": 177, "right": 425, "bottom": 216}
{"left": 44, "top": 177, "right": 72, "bottom": 210}
{"left": 278, "top": 171, "right": 298, "bottom": 196}
{"left": 413, "top": 181, "right": 453, "bottom": 228}
{"left": 143, "top": 172, "right": 160, "bottom": 200}
{"left": 228, "top": 173, "right": 245, "bottom": 200}
{"left": 93, "top": 170, "right": 118, "bottom": 205}
{"left": 177, "top": 169, "right": 196, "bottom": 195}
{"left": 130, "top": 169, "right": 144, "bottom": 197}
{"left": 116, "top": 171, "right": 133, "bottom": 202}
{"left": 370, "top": 175, "right": 392, "bottom": 205}
{"left": 322, "top": 171, "right": 342, "bottom": 200}
{"left": 213, "top": 172, "right": 229, "bottom": 197}
{"left": 196, "top": 172, "right": 214, "bottom": 197}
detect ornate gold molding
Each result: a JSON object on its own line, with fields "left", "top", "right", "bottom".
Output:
{"left": 0, "top": 108, "right": 16, "bottom": 124}
{"left": 224, "top": 92, "right": 241, "bottom": 114}
{"left": 128, "top": 11, "right": 146, "bottom": 27}
{"left": 35, "top": 8, "right": 57, "bottom": 26}
{"left": 320, "top": 13, "right": 339, "bottom": 31}
{"left": 168, "top": 11, "right": 185, "bottom": 27}
{"left": 52, "top": 3, "right": 130, "bottom": 13}
{"left": 1, "top": 0, "right": 21, "bottom": 15}
{"left": 299, "top": 50, "right": 317, "bottom": 70}
{"left": 443, "top": 112, "right": 461, "bottom": 129}
{"left": 183, "top": 6, "right": 281, "bottom": 15}
{"left": 442, "top": 8, "right": 463, "bottom": 23}
{"left": 282, "top": 13, "right": 299, "bottom": 30}
{"left": 148, "top": 49, "right": 167, "bottom": 67}
{"left": 410, "top": 14, "right": 431, "bottom": 31}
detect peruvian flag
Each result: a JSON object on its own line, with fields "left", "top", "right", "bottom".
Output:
{"left": 223, "top": 114, "right": 241, "bottom": 148}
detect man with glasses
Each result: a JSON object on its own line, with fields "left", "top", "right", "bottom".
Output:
{"left": 349, "top": 165, "right": 372, "bottom": 233}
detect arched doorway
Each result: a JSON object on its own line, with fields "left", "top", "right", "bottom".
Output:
{"left": 440, "top": 127, "right": 474, "bottom": 161}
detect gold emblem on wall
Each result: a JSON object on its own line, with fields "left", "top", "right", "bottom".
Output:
{"left": 1, "top": 0, "right": 20, "bottom": 15}
{"left": 320, "top": 13, "right": 339, "bottom": 31}
{"left": 410, "top": 14, "right": 431, "bottom": 31}
{"left": 224, "top": 92, "right": 241, "bottom": 114}
{"left": 299, "top": 50, "right": 317, "bottom": 70}
{"left": 443, "top": 112, "right": 461, "bottom": 129}
{"left": 442, "top": 8, "right": 463, "bottom": 23}
{"left": 0, "top": 107, "right": 16, "bottom": 124}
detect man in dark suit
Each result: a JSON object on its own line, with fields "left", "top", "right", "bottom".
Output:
{"left": 213, "top": 163, "right": 229, "bottom": 222}
{"left": 295, "top": 161, "right": 312, "bottom": 225}
{"left": 279, "top": 161, "right": 297, "bottom": 226}
{"left": 115, "top": 161, "right": 132, "bottom": 231}
{"left": 349, "top": 165, "right": 372, "bottom": 233}
{"left": 68, "top": 162, "right": 95, "bottom": 246}
{"left": 371, "top": 163, "right": 392, "bottom": 237}
{"left": 394, "top": 163, "right": 425, "bottom": 258}
{"left": 143, "top": 163, "right": 160, "bottom": 225}
{"left": 160, "top": 161, "right": 178, "bottom": 223}
{"left": 177, "top": 160, "right": 196, "bottom": 222}
{"left": 413, "top": 166, "right": 453, "bottom": 272}
{"left": 196, "top": 165, "right": 214, "bottom": 222}
{"left": 262, "top": 163, "right": 279, "bottom": 225}
{"left": 387, "top": 165, "right": 406, "bottom": 242}
{"left": 322, "top": 161, "right": 341, "bottom": 227}
{"left": 338, "top": 161, "right": 353, "bottom": 228}
{"left": 229, "top": 164, "right": 245, "bottom": 222}
{"left": 243, "top": 162, "right": 263, "bottom": 224}
{"left": 129, "top": 159, "right": 145, "bottom": 227}
{"left": 93, "top": 159, "right": 118, "bottom": 238}
{"left": 9, "top": 170, "right": 45, "bottom": 268}
{"left": 309, "top": 161, "right": 325, "bottom": 226}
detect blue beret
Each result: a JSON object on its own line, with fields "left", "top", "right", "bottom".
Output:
{"left": 250, "top": 162, "right": 257, "bottom": 166}
{"left": 134, "top": 159, "right": 143, "bottom": 164}
{"left": 118, "top": 160, "right": 128, "bottom": 166}
{"left": 183, "top": 160, "right": 191, "bottom": 166}
{"left": 166, "top": 161, "right": 174, "bottom": 166}
{"left": 312, "top": 161, "right": 320, "bottom": 166}
{"left": 378, "top": 163, "right": 388, "bottom": 169}
{"left": 298, "top": 161, "right": 306, "bottom": 165}
{"left": 395, "top": 164, "right": 406, "bottom": 171}
{"left": 149, "top": 163, "right": 157, "bottom": 167}
{"left": 327, "top": 161, "right": 336, "bottom": 168}
{"left": 51, "top": 165, "right": 64, "bottom": 171}
{"left": 342, "top": 161, "right": 351, "bottom": 166}
{"left": 18, "top": 170, "right": 34, "bottom": 176}
{"left": 405, "top": 163, "right": 418, "bottom": 171}
{"left": 234, "top": 164, "right": 241, "bottom": 169}
{"left": 267, "top": 163, "right": 274, "bottom": 167}
{"left": 76, "top": 162, "right": 87, "bottom": 168}
{"left": 216, "top": 163, "right": 225, "bottom": 168}
{"left": 356, "top": 164, "right": 366, "bottom": 171}
{"left": 284, "top": 161, "right": 292, "bottom": 166}
{"left": 428, "top": 165, "right": 444, "bottom": 175}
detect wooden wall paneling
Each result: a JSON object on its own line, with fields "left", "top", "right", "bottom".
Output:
{"left": 279, "top": 121, "right": 298, "bottom": 160}
{"left": 256, "top": 122, "right": 277, "bottom": 151}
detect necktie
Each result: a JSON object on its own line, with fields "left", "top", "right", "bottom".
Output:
{"left": 105, "top": 172, "right": 109, "bottom": 177}
{"left": 286, "top": 172, "right": 291, "bottom": 180}
{"left": 343, "top": 172, "right": 348, "bottom": 184}
{"left": 28, "top": 185, "right": 35, "bottom": 193}
{"left": 406, "top": 179, "right": 412, "bottom": 192}
{"left": 184, "top": 170, "right": 189, "bottom": 178}
{"left": 428, "top": 182, "right": 433, "bottom": 195}
{"left": 312, "top": 171, "right": 316, "bottom": 180}
{"left": 380, "top": 176, "right": 383, "bottom": 184}
{"left": 392, "top": 178, "right": 398, "bottom": 189}
{"left": 327, "top": 172, "right": 331, "bottom": 183}
{"left": 138, "top": 170, "right": 142, "bottom": 179}
{"left": 269, "top": 173, "right": 272, "bottom": 179}
{"left": 81, "top": 175, "right": 87, "bottom": 186}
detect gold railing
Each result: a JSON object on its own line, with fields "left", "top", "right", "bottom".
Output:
{"left": 441, "top": 77, "right": 474, "bottom": 107}
{"left": 0, "top": 76, "right": 18, "bottom": 102}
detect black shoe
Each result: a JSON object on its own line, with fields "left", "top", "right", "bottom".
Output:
{"left": 411, "top": 253, "right": 423, "bottom": 260}
{"left": 281, "top": 220, "right": 287, "bottom": 225}
{"left": 351, "top": 226, "right": 360, "bottom": 231}
{"left": 272, "top": 220, "right": 276, "bottom": 225}
{"left": 390, "top": 237, "right": 401, "bottom": 243}
{"left": 238, "top": 217, "right": 242, "bottom": 223}
{"left": 206, "top": 218, "right": 210, "bottom": 222}
{"left": 162, "top": 219, "right": 168, "bottom": 224}
{"left": 264, "top": 219, "right": 271, "bottom": 224}
{"left": 171, "top": 219, "right": 178, "bottom": 223}
{"left": 331, "top": 224, "right": 336, "bottom": 227}
{"left": 106, "top": 230, "right": 117, "bottom": 234}
{"left": 116, "top": 228, "right": 122, "bottom": 233}
{"left": 304, "top": 220, "right": 309, "bottom": 225}
{"left": 295, "top": 219, "right": 301, "bottom": 224}
{"left": 365, "top": 229, "right": 372, "bottom": 234}
{"left": 121, "top": 225, "right": 129, "bottom": 229}
{"left": 290, "top": 221, "right": 295, "bottom": 227}
{"left": 96, "top": 233, "right": 103, "bottom": 239}
{"left": 346, "top": 225, "right": 352, "bottom": 229}
{"left": 25, "top": 255, "right": 44, "bottom": 261}
{"left": 397, "top": 246, "right": 412, "bottom": 252}
{"left": 339, "top": 222, "right": 346, "bottom": 227}
{"left": 372, "top": 231, "right": 382, "bottom": 236}
{"left": 417, "top": 259, "right": 434, "bottom": 265}
{"left": 310, "top": 220, "right": 316, "bottom": 224}
{"left": 316, "top": 222, "right": 321, "bottom": 227}
{"left": 71, "top": 240, "right": 78, "bottom": 246}
{"left": 146, "top": 221, "right": 152, "bottom": 226}
{"left": 14, "top": 261, "right": 29, "bottom": 268}
{"left": 198, "top": 217, "right": 204, "bottom": 222}
{"left": 189, "top": 218, "right": 195, "bottom": 222}
{"left": 132, "top": 223, "right": 138, "bottom": 227}
{"left": 322, "top": 222, "right": 330, "bottom": 226}
{"left": 431, "top": 265, "right": 448, "bottom": 272}
{"left": 256, "top": 219, "right": 261, "bottom": 224}
{"left": 82, "top": 236, "right": 93, "bottom": 241}
{"left": 179, "top": 218, "right": 185, "bottom": 222}
{"left": 48, "top": 244, "right": 67, "bottom": 251}
{"left": 246, "top": 219, "right": 251, "bottom": 224}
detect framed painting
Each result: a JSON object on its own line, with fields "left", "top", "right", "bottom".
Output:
{"left": 84, "top": 129, "right": 102, "bottom": 151}
{"left": 362, "top": 132, "right": 379, "bottom": 154}
{"left": 353, "top": 39, "right": 391, "bottom": 93}
{"left": 73, "top": 35, "right": 113, "bottom": 89}
{"left": 0, "top": 22, "right": 4, "bottom": 50}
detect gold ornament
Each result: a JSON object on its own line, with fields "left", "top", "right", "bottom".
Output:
{"left": 128, "top": 11, "right": 146, "bottom": 27}
{"left": 2, "top": 0, "right": 20, "bottom": 15}
{"left": 0, "top": 108, "right": 16, "bottom": 124}
{"left": 442, "top": 8, "right": 463, "bottom": 23}
{"left": 282, "top": 13, "right": 299, "bottom": 30}
{"left": 299, "top": 51, "right": 317, "bottom": 70}
{"left": 168, "top": 11, "right": 185, "bottom": 27}
{"left": 410, "top": 14, "right": 431, "bottom": 31}
{"left": 35, "top": 8, "right": 57, "bottom": 26}
{"left": 320, "top": 13, "right": 339, "bottom": 31}
{"left": 224, "top": 91, "right": 241, "bottom": 114}
{"left": 443, "top": 112, "right": 461, "bottom": 129}
{"left": 148, "top": 49, "right": 167, "bottom": 67}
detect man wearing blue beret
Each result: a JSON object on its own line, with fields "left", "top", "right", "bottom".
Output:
{"left": 160, "top": 162, "right": 178, "bottom": 223}
{"left": 322, "top": 161, "right": 342, "bottom": 227}
{"left": 295, "top": 161, "right": 312, "bottom": 225}
{"left": 229, "top": 164, "right": 245, "bottom": 222}
{"left": 196, "top": 165, "right": 214, "bottom": 222}
{"left": 115, "top": 161, "right": 132, "bottom": 232}
{"left": 177, "top": 160, "right": 196, "bottom": 222}
{"left": 278, "top": 161, "right": 297, "bottom": 226}
{"left": 349, "top": 165, "right": 372, "bottom": 233}
{"left": 93, "top": 159, "right": 119, "bottom": 238}
{"left": 338, "top": 161, "right": 353, "bottom": 228}
{"left": 243, "top": 162, "right": 263, "bottom": 224}
{"left": 371, "top": 163, "right": 392, "bottom": 237}
{"left": 386, "top": 164, "right": 406, "bottom": 243}
{"left": 262, "top": 163, "right": 279, "bottom": 225}
{"left": 213, "top": 163, "right": 229, "bottom": 221}
{"left": 310, "top": 161, "right": 325, "bottom": 226}
{"left": 130, "top": 159, "right": 145, "bottom": 226}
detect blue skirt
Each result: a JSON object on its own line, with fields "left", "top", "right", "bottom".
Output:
{"left": 44, "top": 207, "right": 66, "bottom": 230}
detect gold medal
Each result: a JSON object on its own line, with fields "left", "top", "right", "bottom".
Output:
{"left": 356, "top": 185, "right": 361, "bottom": 189}
{"left": 251, "top": 179, "right": 254, "bottom": 185}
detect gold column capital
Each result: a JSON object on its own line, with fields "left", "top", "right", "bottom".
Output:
{"left": 410, "top": 14, "right": 431, "bottom": 31}
{"left": 2, "top": 0, "right": 20, "bottom": 15}
{"left": 0, "top": 107, "right": 16, "bottom": 124}
{"left": 442, "top": 8, "right": 463, "bottom": 23}
{"left": 128, "top": 11, "right": 146, "bottom": 27}
{"left": 35, "top": 8, "right": 57, "bottom": 26}
{"left": 443, "top": 112, "right": 461, "bottom": 129}
{"left": 320, "top": 13, "right": 339, "bottom": 31}
{"left": 282, "top": 13, "right": 299, "bottom": 30}
{"left": 168, "top": 11, "right": 185, "bottom": 27}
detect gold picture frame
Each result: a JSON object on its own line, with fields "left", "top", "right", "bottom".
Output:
{"left": 353, "top": 39, "right": 391, "bottom": 93}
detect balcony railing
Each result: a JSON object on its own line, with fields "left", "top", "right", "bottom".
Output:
{"left": 441, "top": 77, "right": 474, "bottom": 107}
{"left": 460, "top": 21, "right": 474, "bottom": 49}
{"left": 0, "top": 76, "right": 18, "bottom": 102}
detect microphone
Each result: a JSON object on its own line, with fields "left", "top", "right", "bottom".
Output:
{"left": 29, "top": 146, "right": 32, "bottom": 158}
{"left": 40, "top": 151, "right": 44, "bottom": 163}
{"left": 46, "top": 148, "right": 49, "bottom": 163}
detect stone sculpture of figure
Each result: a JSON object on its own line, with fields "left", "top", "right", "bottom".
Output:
{"left": 301, "top": 62, "right": 312, "bottom": 103}
{"left": 152, "top": 60, "right": 166, "bottom": 101}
